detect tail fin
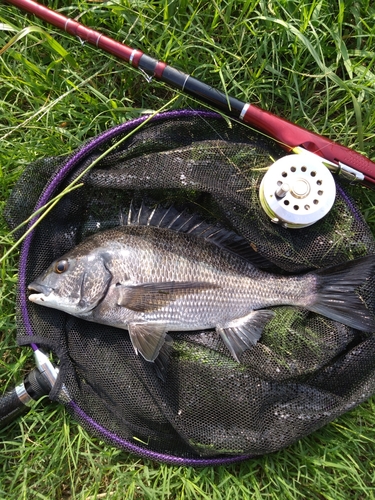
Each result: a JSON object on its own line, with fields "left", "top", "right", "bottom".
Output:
{"left": 308, "top": 255, "right": 375, "bottom": 332}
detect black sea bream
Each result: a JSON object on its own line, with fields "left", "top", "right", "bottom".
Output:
{"left": 28, "top": 207, "right": 375, "bottom": 363}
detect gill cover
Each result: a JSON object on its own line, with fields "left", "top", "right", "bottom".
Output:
{"left": 28, "top": 253, "right": 112, "bottom": 314}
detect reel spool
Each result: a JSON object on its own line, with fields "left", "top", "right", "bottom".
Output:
{"left": 259, "top": 153, "right": 336, "bottom": 229}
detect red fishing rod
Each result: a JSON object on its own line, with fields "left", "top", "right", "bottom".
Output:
{"left": 5, "top": 0, "right": 375, "bottom": 188}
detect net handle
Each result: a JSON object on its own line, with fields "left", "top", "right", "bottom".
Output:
{"left": 0, "top": 368, "right": 51, "bottom": 428}
{"left": 5, "top": 0, "right": 375, "bottom": 188}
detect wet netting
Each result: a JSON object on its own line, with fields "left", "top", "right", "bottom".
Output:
{"left": 5, "top": 110, "right": 375, "bottom": 465}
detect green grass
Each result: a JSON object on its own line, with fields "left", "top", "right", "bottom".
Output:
{"left": 1, "top": 0, "right": 375, "bottom": 498}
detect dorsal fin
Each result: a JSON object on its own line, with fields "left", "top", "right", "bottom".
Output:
{"left": 123, "top": 202, "right": 273, "bottom": 268}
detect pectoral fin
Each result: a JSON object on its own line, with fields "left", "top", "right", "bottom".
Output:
{"left": 117, "top": 281, "right": 218, "bottom": 312}
{"left": 128, "top": 322, "right": 171, "bottom": 362}
{"left": 216, "top": 310, "right": 275, "bottom": 362}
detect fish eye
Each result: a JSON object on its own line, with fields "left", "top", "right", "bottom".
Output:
{"left": 54, "top": 260, "right": 69, "bottom": 274}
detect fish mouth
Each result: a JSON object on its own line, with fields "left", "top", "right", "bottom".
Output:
{"left": 28, "top": 281, "right": 53, "bottom": 302}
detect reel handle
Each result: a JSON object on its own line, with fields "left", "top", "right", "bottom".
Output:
{"left": 0, "top": 367, "right": 51, "bottom": 427}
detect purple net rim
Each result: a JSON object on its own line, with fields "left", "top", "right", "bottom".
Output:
{"left": 69, "top": 400, "right": 252, "bottom": 466}
{"left": 18, "top": 109, "right": 253, "bottom": 465}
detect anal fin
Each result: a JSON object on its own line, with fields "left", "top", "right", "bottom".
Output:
{"left": 128, "top": 322, "right": 169, "bottom": 362}
{"left": 216, "top": 310, "right": 275, "bottom": 362}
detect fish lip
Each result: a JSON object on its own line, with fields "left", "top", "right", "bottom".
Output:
{"left": 28, "top": 281, "right": 53, "bottom": 297}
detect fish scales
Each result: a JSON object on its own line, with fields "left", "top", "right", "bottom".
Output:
{"left": 88, "top": 226, "right": 306, "bottom": 322}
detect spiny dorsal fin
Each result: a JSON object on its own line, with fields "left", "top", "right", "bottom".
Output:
{"left": 124, "top": 203, "right": 273, "bottom": 269}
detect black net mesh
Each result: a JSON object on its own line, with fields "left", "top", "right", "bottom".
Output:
{"left": 5, "top": 110, "right": 375, "bottom": 463}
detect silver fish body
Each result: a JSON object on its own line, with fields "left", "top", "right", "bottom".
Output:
{"left": 28, "top": 218, "right": 375, "bottom": 363}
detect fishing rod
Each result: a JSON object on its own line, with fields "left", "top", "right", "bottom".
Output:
{"left": 5, "top": 0, "right": 375, "bottom": 189}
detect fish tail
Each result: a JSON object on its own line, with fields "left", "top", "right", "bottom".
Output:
{"left": 308, "top": 255, "right": 375, "bottom": 331}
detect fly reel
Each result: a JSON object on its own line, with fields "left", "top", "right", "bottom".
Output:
{"left": 259, "top": 153, "right": 336, "bottom": 229}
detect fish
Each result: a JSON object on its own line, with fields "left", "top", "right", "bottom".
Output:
{"left": 28, "top": 205, "right": 375, "bottom": 364}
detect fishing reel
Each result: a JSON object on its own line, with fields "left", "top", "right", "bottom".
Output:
{"left": 259, "top": 150, "right": 337, "bottom": 229}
